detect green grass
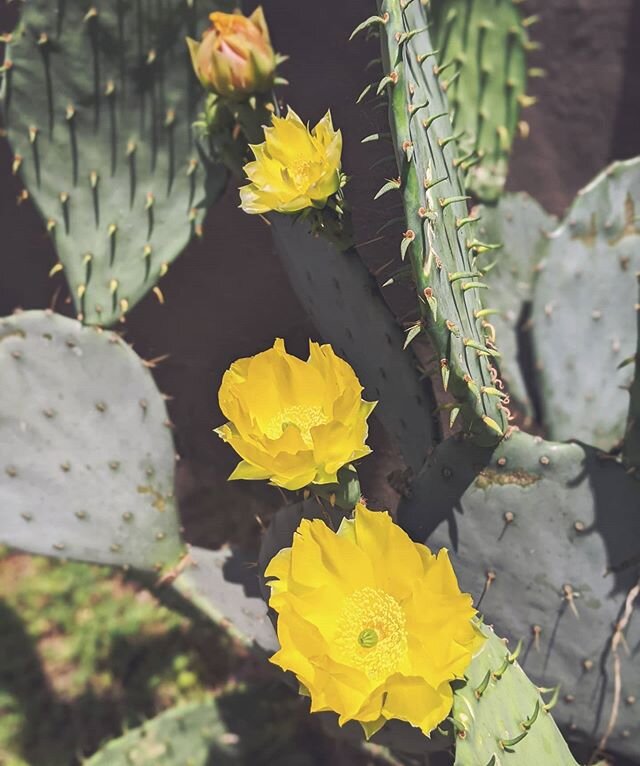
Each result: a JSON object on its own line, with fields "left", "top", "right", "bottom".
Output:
{"left": 0, "top": 549, "right": 238, "bottom": 766}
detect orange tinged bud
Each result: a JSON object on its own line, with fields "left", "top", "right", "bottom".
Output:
{"left": 186, "top": 7, "right": 276, "bottom": 101}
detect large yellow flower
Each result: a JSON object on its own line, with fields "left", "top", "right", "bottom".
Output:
{"left": 265, "top": 505, "right": 484, "bottom": 737}
{"left": 215, "top": 339, "right": 375, "bottom": 490}
{"left": 239, "top": 109, "right": 343, "bottom": 214}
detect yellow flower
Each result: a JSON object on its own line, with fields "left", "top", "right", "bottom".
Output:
{"left": 215, "top": 339, "right": 375, "bottom": 491}
{"left": 186, "top": 8, "right": 276, "bottom": 100}
{"left": 265, "top": 505, "right": 484, "bottom": 737}
{"left": 240, "top": 109, "right": 343, "bottom": 214}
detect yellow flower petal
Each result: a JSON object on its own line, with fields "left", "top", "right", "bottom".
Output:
{"left": 215, "top": 339, "right": 374, "bottom": 488}
{"left": 239, "top": 107, "right": 343, "bottom": 215}
{"left": 265, "top": 505, "right": 483, "bottom": 736}
{"left": 382, "top": 676, "right": 453, "bottom": 735}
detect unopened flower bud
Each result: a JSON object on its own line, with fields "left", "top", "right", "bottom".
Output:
{"left": 186, "top": 7, "right": 276, "bottom": 101}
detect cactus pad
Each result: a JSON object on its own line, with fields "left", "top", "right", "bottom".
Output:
{"left": 86, "top": 686, "right": 318, "bottom": 765}
{"left": 0, "top": 310, "right": 183, "bottom": 570}
{"left": 429, "top": 0, "right": 532, "bottom": 201}
{"left": 399, "top": 431, "right": 640, "bottom": 758}
{"left": 271, "top": 216, "right": 439, "bottom": 474}
{"left": 475, "top": 193, "right": 556, "bottom": 418}
{"left": 1, "top": 0, "right": 226, "bottom": 326}
{"left": 531, "top": 158, "right": 640, "bottom": 450}
{"left": 453, "top": 626, "right": 579, "bottom": 766}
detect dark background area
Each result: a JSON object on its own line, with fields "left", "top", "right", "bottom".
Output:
{"left": 1, "top": 0, "right": 640, "bottom": 546}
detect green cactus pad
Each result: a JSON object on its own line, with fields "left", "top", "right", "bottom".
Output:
{"left": 399, "top": 430, "right": 640, "bottom": 758}
{"left": 0, "top": 310, "right": 184, "bottom": 570}
{"left": 531, "top": 158, "right": 640, "bottom": 450}
{"left": 453, "top": 626, "right": 579, "bottom": 765}
{"left": 375, "top": 0, "right": 508, "bottom": 444}
{"left": 85, "top": 686, "right": 318, "bottom": 765}
{"left": 429, "top": 0, "right": 532, "bottom": 202}
{"left": 475, "top": 194, "right": 556, "bottom": 418}
{"left": 271, "top": 216, "right": 439, "bottom": 474}
{"left": 1, "top": 0, "right": 226, "bottom": 326}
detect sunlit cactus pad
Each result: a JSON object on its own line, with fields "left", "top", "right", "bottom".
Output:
{"left": 0, "top": 0, "right": 228, "bottom": 326}
{"left": 0, "top": 310, "right": 183, "bottom": 570}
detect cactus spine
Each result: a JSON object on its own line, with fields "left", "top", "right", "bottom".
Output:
{"left": 453, "top": 626, "right": 579, "bottom": 766}
{"left": 374, "top": 0, "right": 509, "bottom": 445}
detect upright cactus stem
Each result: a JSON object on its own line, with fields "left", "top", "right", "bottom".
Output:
{"left": 373, "top": 0, "right": 509, "bottom": 445}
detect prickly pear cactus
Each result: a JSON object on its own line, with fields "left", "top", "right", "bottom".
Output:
{"left": 429, "top": 0, "right": 534, "bottom": 201}
{"left": 453, "top": 626, "right": 579, "bottom": 765}
{"left": 475, "top": 193, "right": 556, "bottom": 419}
{"left": 531, "top": 158, "right": 640, "bottom": 451}
{"left": 0, "top": 310, "right": 182, "bottom": 570}
{"left": 374, "top": 0, "right": 509, "bottom": 445}
{"left": 0, "top": 0, "right": 229, "bottom": 327}
{"left": 271, "top": 216, "right": 439, "bottom": 474}
{"left": 86, "top": 686, "right": 317, "bottom": 765}
{"left": 400, "top": 431, "right": 640, "bottom": 758}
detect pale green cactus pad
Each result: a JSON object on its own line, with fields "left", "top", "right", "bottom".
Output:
{"left": 429, "top": 0, "right": 532, "bottom": 202}
{"left": 0, "top": 311, "right": 277, "bottom": 651}
{"left": 475, "top": 193, "right": 556, "bottom": 419}
{"left": 1, "top": 0, "right": 229, "bottom": 326}
{"left": 531, "top": 158, "right": 640, "bottom": 450}
{"left": 0, "top": 310, "right": 183, "bottom": 570}
{"left": 400, "top": 430, "right": 640, "bottom": 759}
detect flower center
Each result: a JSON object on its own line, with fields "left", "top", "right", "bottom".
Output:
{"left": 358, "top": 628, "right": 379, "bottom": 648}
{"left": 290, "top": 159, "right": 314, "bottom": 188}
{"left": 335, "top": 587, "right": 407, "bottom": 680}
{"left": 265, "top": 404, "right": 327, "bottom": 446}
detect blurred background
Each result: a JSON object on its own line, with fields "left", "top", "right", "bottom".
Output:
{"left": 1, "top": 0, "right": 639, "bottom": 763}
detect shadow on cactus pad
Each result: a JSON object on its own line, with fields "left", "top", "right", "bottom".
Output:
{"left": 399, "top": 430, "right": 640, "bottom": 760}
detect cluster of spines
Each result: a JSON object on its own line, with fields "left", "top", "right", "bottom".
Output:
{"left": 353, "top": 0, "right": 510, "bottom": 444}
{"left": 2, "top": 1, "right": 205, "bottom": 325}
